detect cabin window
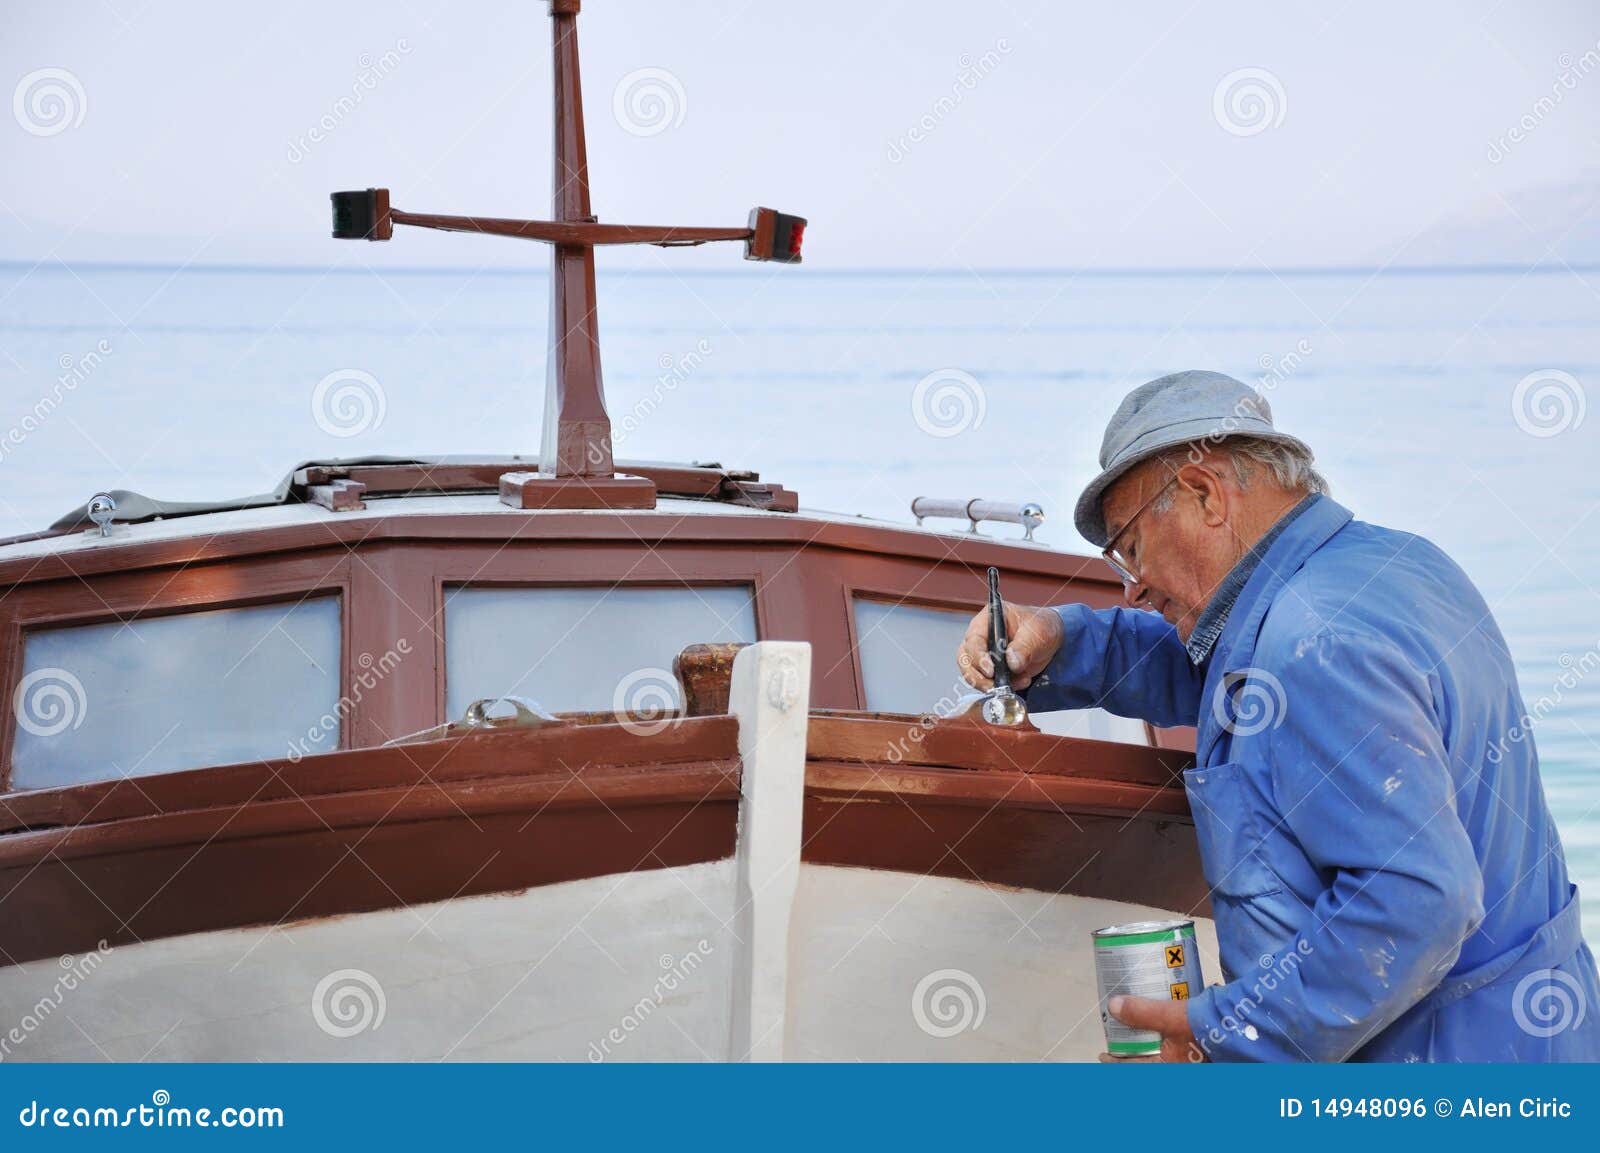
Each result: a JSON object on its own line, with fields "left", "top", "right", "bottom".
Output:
{"left": 9, "top": 597, "right": 343, "bottom": 790}
{"left": 852, "top": 599, "right": 1149, "bottom": 745}
{"left": 443, "top": 585, "right": 757, "bottom": 718}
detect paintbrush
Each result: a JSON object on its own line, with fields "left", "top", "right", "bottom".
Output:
{"left": 982, "top": 566, "right": 1028, "bottom": 726}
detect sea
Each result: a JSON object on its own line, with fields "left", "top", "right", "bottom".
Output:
{"left": 1, "top": 260, "right": 1597, "bottom": 942}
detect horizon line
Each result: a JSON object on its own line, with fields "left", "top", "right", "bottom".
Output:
{"left": 2, "top": 259, "right": 1596, "bottom": 279}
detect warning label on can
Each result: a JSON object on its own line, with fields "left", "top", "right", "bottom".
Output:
{"left": 1092, "top": 922, "right": 1203, "bottom": 1055}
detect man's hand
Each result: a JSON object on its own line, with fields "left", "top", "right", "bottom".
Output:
{"left": 958, "top": 604, "right": 1063, "bottom": 691}
{"left": 1097, "top": 995, "right": 1207, "bottom": 1063}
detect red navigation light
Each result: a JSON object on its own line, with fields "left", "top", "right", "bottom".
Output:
{"left": 745, "top": 207, "right": 808, "bottom": 264}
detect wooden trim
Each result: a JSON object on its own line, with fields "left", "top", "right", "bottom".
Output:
{"left": 0, "top": 512, "right": 1128, "bottom": 590}
{"left": 802, "top": 713, "right": 1200, "bottom": 910}
{"left": 0, "top": 715, "right": 738, "bottom": 831}
{"left": 801, "top": 796, "right": 1206, "bottom": 912}
{"left": 0, "top": 761, "right": 739, "bottom": 867}
{"left": 0, "top": 708, "right": 1200, "bottom": 965}
{"left": 806, "top": 760, "right": 1187, "bottom": 817}
{"left": 805, "top": 713, "right": 1190, "bottom": 786}
{"left": 0, "top": 718, "right": 742, "bottom": 964}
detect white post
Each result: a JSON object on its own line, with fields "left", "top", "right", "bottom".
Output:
{"left": 726, "top": 641, "right": 810, "bottom": 1062}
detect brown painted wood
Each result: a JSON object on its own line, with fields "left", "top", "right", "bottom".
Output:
{"left": 0, "top": 510, "right": 1127, "bottom": 590}
{"left": 806, "top": 714, "right": 1190, "bottom": 787}
{"left": 390, "top": 210, "right": 752, "bottom": 247}
{"left": 0, "top": 485, "right": 1202, "bottom": 964}
{"left": 498, "top": 470, "right": 657, "bottom": 509}
{"left": 798, "top": 717, "right": 1204, "bottom": 908}
{"left": 803, "top": 795, "right": 1208, "bottom": 912}
{"left": 294, "top": 461, "right": 769, "bottom": 503}
{"left": 0, "top": 705, "right": 1201, "bottom": 964}
{"left": 0, "top": 518, "right": 1192, "bottom": 767}
{"left": 807, "top": 759, "right": 1187, "bottom": 818}
{"left": 0, "top": 718, "right": 742, "bottom": 964}
{"left": 0, "top": 790, "right": 738, "bottom": 966}
{"left": 717, "top": 479, "right": 799, "bottom": 513}
{"left": 0, "top": 715, "right": 739, "bottom": 832}
{"left": 544, "top": 2, "right": 612, "bottom": 479}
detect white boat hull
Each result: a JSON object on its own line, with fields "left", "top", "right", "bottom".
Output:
{"left": 0, "top": 861, "right": 1214, "bottom": 1063}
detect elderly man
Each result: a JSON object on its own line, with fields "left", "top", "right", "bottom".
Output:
{"left": 959, "top": 370, "right": 1600, "bottom": 1062}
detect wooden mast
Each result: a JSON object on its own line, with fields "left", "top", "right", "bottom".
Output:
{"left": 328, "top": 0, "right": 807, "bottom": 510}
{"left": 544, "top": 0, "right": 610, "bottom": 480}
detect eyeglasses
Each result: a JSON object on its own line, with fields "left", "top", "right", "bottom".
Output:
{"left": 1101, "top": 473, "right": 1179, "bottom": 587}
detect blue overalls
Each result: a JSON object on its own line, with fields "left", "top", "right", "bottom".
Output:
{"left": 1028, "top": 494, "right": 1600, "bottom": 1061}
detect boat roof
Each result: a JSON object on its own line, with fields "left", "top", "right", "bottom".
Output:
{"left": 0, "top": 455, "right": 1086, "bottom": 572}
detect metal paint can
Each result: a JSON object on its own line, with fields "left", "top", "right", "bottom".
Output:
{"left": 1092, "top": 919, "right": 1202, "bottom": 1057}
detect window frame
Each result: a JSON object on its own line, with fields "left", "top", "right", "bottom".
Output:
{"left": 0, "top": 554, "right": 352, "bottom": 793}
{"left": 844, "top": 582, "right": 1157, "bottom": 745}
{"left": 434, "top": 569, "right": 766, "bottom": 727}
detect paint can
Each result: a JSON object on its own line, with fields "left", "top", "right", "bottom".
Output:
{"left": 1092, "top": 919, "right": 1202, "bottom": 1057}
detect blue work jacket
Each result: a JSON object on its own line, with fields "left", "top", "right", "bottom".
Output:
{"left": 1028, "top": 495, "right": 1600, "bottom": 1061}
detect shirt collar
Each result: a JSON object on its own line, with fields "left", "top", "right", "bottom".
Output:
{"left": 1184, "top": 492, "right": 1320, "bottom": 665}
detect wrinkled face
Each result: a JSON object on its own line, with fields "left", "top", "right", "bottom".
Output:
{"left": 1100, "top": 460, "right": 1233, "bottom": 641}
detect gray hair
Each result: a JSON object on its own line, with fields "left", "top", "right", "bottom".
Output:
{"left": 1152, "top": 435, "right": 1328, "bottom": 511}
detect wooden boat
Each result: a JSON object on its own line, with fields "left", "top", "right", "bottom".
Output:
{"left": 0, "top": 1, "right": 1211, "bottom": 1062}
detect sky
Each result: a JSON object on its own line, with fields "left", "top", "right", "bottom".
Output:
{"left": 4, "top": 0, "right": 1600, "bottom": 272}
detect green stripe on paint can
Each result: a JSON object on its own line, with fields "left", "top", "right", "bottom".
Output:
{"left": 1106, "top": 1039, "right": 1161, "bottom": 1054}
{"left": 1094, "top": 925, "right": 1197, "bottom": 947}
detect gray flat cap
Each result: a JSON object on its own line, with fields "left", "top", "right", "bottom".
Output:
{"left": 1074, "top": 370, "right": 1311, "bottom": 546}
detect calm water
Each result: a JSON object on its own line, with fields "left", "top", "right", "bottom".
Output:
{"left": 2, "top": 261, "right": 1597, "bottom": 939}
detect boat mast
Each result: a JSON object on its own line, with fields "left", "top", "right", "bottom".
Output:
{"left": 329, "top": 0, "right": 806, "bottom": 509}
{"left": 545, "top": 0, "right": 608, "bottom": 480}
